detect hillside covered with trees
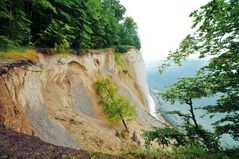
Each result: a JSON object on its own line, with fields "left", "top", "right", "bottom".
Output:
{"left": 0, "top": 0, "right": 141, "bottom": 52}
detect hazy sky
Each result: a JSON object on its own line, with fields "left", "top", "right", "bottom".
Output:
{"left": 120, "top": 0, "right": 209, "bottom": 63}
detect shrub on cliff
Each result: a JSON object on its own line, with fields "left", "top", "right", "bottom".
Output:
{"left": 143, "top": 126, "right": 189, "bottom": 148}
{"left": 95, "top": 77, "right": 136, "bottom": 132}
{"left": 114, "top": 52, "right": 128, "bottom": 73}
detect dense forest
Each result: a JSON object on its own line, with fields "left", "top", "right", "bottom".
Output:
{"left": 0, "top": 0, "right": 141, "bottom": 52}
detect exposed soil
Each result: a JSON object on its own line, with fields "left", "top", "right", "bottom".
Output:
{"left": 0, "top": 125, "right": 90, "bottom": 159}
{"left": 0, "top": 60, "right": 34, "bottom": 75}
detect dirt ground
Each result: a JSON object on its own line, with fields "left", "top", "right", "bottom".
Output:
{"left": 0, "top": 125, "right": 90, "bottom": 159}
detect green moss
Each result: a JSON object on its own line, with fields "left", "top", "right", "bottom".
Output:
{"left": 114, "top": 52, "right": 128, "bottom": 74}
{"left": 58, "top": 52, "right": 68, "bottom": 59}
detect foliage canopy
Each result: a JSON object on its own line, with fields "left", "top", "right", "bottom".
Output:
{"left": 160, "top": 0, "right": 239, "bottom": 141}
{"left": 95, "top": 77, "right": 136, "bottom": 131}
{"left": 0, "top": 0, "right": 141, "bottom": 52}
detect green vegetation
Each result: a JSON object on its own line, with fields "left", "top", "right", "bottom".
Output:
{"left": 143, "top": 126, "right": 189, "bottom": 148}
{"left": 0, "top": 48, "right": 38, "bottom": 62}
{"left": 158, "top": 0, "right": 239, "bottom": 144}
{"left": 95, "top": 77, "right": 136, "bottom": 132}
{"left": 0, "top": 0, "right": 141, "bottom": 52}
{"left": 115, "top": 45, "right": 132, "bottom": 53}
{"left": 58, "top": 52, "right": 68, "bottom": 59}
{"left": 159, "top": 77, "right": 220, "bottom": 150}
{"left": 122, "top": 146, "right": 239, "bottom": 159}
{"left": 114, "top": 52, "right": 128, "bottom": 74}
{"left": 117, "top": 17, "right": 141, "bottom": 53}
{"left": 139, "top": 0, "right": 239, "bottom": 158}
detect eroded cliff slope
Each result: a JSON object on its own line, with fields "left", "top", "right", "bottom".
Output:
{"left": 0, "top": 49, "right": 159, "bottom": 152}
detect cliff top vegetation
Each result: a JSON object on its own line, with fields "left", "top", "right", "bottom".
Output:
{"left": 0, "top": 0, "right": 141, "bottom": 53}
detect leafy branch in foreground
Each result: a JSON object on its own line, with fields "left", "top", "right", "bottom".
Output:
{"left": 159, "top": 0, "right": 239, "bottom": 141}
{"left": 95, "top": 77, "right": 136, "bottom": 132}
{"left": 158, "top": 77, "right": 220, "bottom": 150}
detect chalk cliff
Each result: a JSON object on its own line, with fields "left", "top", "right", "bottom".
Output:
{"left": 0, "top": 49, "right": 160, "bottom": 152}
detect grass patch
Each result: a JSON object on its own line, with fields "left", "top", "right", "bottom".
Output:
{"left": 121, "top": 146, "right": 239, "bottom": 159}
{"left": 114, "top": 52, "right": 128, "bottom": 74}
{"left": 58, "top": 52, "right": 69, "bottom": 59}
{"left": 0, "top": 47, "right": 38, "bottom": 62}
{"left": 122, "top": 147, "right": 169, "bottom": 159}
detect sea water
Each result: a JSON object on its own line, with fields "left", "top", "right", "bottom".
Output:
{"left": 146, "top": 59, "right": 239, "bottom": 148}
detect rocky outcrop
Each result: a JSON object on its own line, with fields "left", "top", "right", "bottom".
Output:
{"left": 0, "top": 49, "right": 160, "bottom": 152}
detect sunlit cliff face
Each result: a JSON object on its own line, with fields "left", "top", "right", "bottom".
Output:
{"left": 0, "top": 49, "right": 162, "bottom": 152}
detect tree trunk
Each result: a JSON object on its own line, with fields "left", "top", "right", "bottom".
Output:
{"left": 186, "top": 98, "right": 217, "bottom": 150}
{"left": 121, "top": 119, "right": 129, "bottom": 132}
{"left": 186, "top": 99, "right": 199, "bottom": 128}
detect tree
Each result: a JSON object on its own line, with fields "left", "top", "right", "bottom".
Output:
{"left": 86, "top": 0, "right": 106, "bottom": 49}
{"left": 160, "top": 77, "right": 220, "bottom": 150}
{"left": 95, "top": 77, "right": 136, "bottom": 132}
{"left": 43, "top": 19, "right": 74, "bottom": 49}
{"left": 100, "top": 0, "right": 124, "bottom": 48}
{"left": 0, "top": 0, "right": 31, "bottom": 48}
{"left": 160, "top": 77, "right": 207, "bottom": 128}
{"left": 160, "top": 0, "right": 239, "bottom": 140}
{"left": 101, "top": 0, "right": 126, "bottom": 21}
{"left": 0, "top": 0, "right": 141, "bottom": 51}
{"left": 118, "top": 17, "right": 141, "bottom": 51}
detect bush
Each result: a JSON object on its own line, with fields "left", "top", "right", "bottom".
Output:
{"left": 143, "top": 126, "right": 189, "bottom": 148}
{"left": 114, "top": 53, "right": 128, "bottom": 74}
{"left": 143, "top": 125, "right": 220, "bottom": 151}
{"left": 0, "top": 36, "right": 17, "bottom": 51}
{"left": 122, "top": 146, "right": 239, "bottom": 159}
{"left": 122, "top": 147, "right": 168, "bottom": 159}
{"left": 115, "top": 45, "right": 132, "bottom": 53}
{"left": 95, "top": 77, "right": 135, "bottom": 131}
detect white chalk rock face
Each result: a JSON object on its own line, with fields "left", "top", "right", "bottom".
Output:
{"left": 0, "top": 49, "right": 161, "bottom": 152}
{"left": 125, "top": 50, "right": 157, "bottom": 118}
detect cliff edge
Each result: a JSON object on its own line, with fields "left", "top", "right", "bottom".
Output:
{"left": 0, "top": 49, "right": 160, "bottom": 152}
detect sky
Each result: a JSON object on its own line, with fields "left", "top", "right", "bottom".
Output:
{"left": 120, "top": 0, "right": 209, "bottom": 64}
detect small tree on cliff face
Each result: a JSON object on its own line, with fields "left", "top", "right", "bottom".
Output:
{"left": 95, "top": 77, "right": 136, "bottom": 132}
